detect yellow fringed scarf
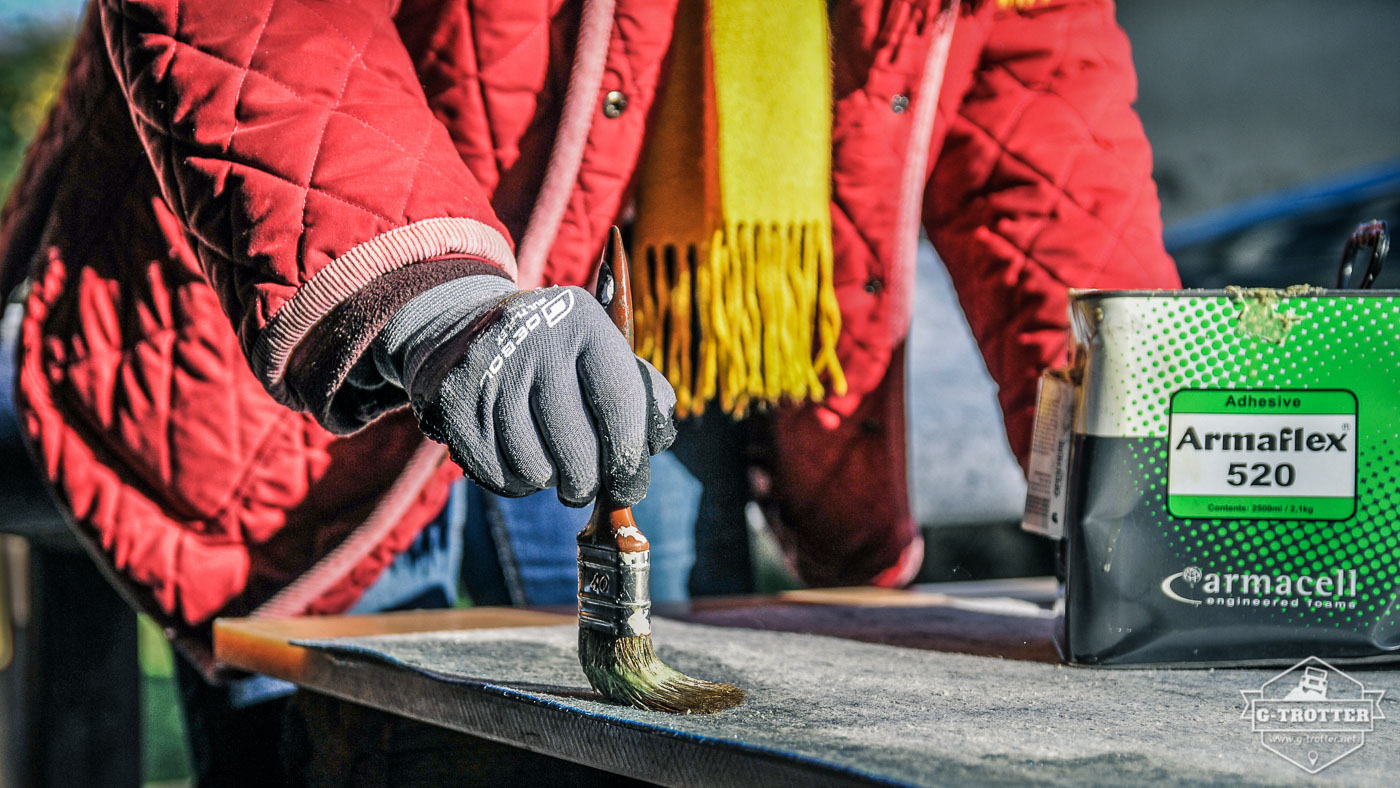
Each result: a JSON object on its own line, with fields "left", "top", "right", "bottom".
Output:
{"left": 632, "top": 0, "right": 846, "bottom": 419}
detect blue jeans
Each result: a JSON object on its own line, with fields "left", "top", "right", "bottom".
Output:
{"left": 463, "top": 408, "right": 754, "bottom": 606}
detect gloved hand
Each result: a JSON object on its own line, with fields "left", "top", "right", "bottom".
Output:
{"left": 373, "top": 275, "right": 677, "bottom": 507}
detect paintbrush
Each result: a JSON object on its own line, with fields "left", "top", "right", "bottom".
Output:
{"left": 576, "top": 227, "right": 745, "bottom": 714}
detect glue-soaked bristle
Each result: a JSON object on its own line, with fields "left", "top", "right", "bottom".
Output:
{"left": 579, "top": 629, "right": 745, "bottom": 714}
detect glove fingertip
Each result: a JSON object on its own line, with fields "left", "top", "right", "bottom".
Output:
{"left": 556, "top": 491, "right": 592, "bottom": 509}
{"left": 639, "top": 359, "right": 677, "bottom": 413}
{"left": 557, "top": 478, "right": 599, "bottom": 508}
{"left": 556, "top": 439, "right": 601, "bottom": 507}
{"left": 604, "top": 455, "right": 651, "bottom": 509}
{"left": 637, "top": 359, "right": 679, "bottom": 455}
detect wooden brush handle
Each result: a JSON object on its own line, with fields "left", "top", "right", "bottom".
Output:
{"left": 578, "top": 507, "right": 648, "bottom": 553}
{"left": 594, "top": 225, "right": 634, "bottom": 347}
{"left": 578, "top": 227, "right": 648, "bottom": 554}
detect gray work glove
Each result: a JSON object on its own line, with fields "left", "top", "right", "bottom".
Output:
{"left": 373, "top": 275, "right": 677, "bottom": 507}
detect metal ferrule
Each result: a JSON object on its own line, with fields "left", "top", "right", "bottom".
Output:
{"left": 578, "top": 544, "right": 652, "bottom": 637}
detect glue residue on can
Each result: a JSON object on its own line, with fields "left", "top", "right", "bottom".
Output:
{"left": 1224, "top": 285, "right": 1322, "bottom": 345}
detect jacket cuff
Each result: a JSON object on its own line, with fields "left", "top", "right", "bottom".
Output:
{"left": 252, "top": 216, "right": 515, "bottom": 397}
{"left": 283, "top": 256, "right": 511, "bottom": 433}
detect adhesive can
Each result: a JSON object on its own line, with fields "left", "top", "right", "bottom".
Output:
{"left": 1023, "top": 229, "right": 1400, "bottom": 666}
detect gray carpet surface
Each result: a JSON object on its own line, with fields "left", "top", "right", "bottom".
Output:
{"left": 300, "top": 619, "right": 1399, "bottom": 786}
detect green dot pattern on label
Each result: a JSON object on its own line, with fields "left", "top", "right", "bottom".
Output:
{"left": 1112, "top": 437, "right": 1398, "bottom": 629}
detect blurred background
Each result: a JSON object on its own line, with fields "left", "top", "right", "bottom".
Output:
{"left": 907, "top": 0, "right": 1400, "bottom": 589}
{"left": 1, "top": 1, "right": 1398, "bottom": 785}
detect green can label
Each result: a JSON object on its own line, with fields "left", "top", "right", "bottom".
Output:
{"left": 1168, "top": 390, "right": 1357, "bottom": 520}
{"left": 1056, "top": 289, "right": 1400, "bottom": 665}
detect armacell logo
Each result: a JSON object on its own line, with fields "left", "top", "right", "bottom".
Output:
{"left": 1160, "top": 567, "right": 1204, "bottom": 606}
{"left": 1161, "top": 566, "right": 1359, "bottom": 611}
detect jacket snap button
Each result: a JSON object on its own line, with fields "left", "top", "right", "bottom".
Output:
{"left": 603, "top": 90, "right": 628, "bottom": 118}
{"left": 891, "top": 94, "right": 910, "bottom": 114}
{"left": 864, "top": 277, "right": 884, "bottom": 294}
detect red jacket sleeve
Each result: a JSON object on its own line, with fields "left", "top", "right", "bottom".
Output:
{"left": 97, "top": 0, "right": 517, "bottom": 429}
{"left": 924, "top": 0, "right": 1180, "bottom": 467}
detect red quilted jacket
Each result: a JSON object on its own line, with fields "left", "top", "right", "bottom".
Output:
{"left": 0, "top": 0, "right": 1177, "bottom": 662}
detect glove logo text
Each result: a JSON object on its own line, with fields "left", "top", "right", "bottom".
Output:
{"left": 483, "top": 289, "right": 576, "bottom": 382}
{"left": 541, "top": 289, "right": 575, "bottom": 327}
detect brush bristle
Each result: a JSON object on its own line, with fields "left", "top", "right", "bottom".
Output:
{"left": 579, "top": 628, "right": 745, "bottom": 714}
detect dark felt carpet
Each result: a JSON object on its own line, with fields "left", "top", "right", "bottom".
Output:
{"left": 300, "top": 618, "right": 1398, "bottom": 786}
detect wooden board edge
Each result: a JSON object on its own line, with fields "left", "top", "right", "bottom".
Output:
{"left": 214, "top": 607, "right": 575, "bottom": 681}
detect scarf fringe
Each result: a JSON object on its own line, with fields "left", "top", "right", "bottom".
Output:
{"left": 633, "top": 221, "right": 847, "bottom": 418}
